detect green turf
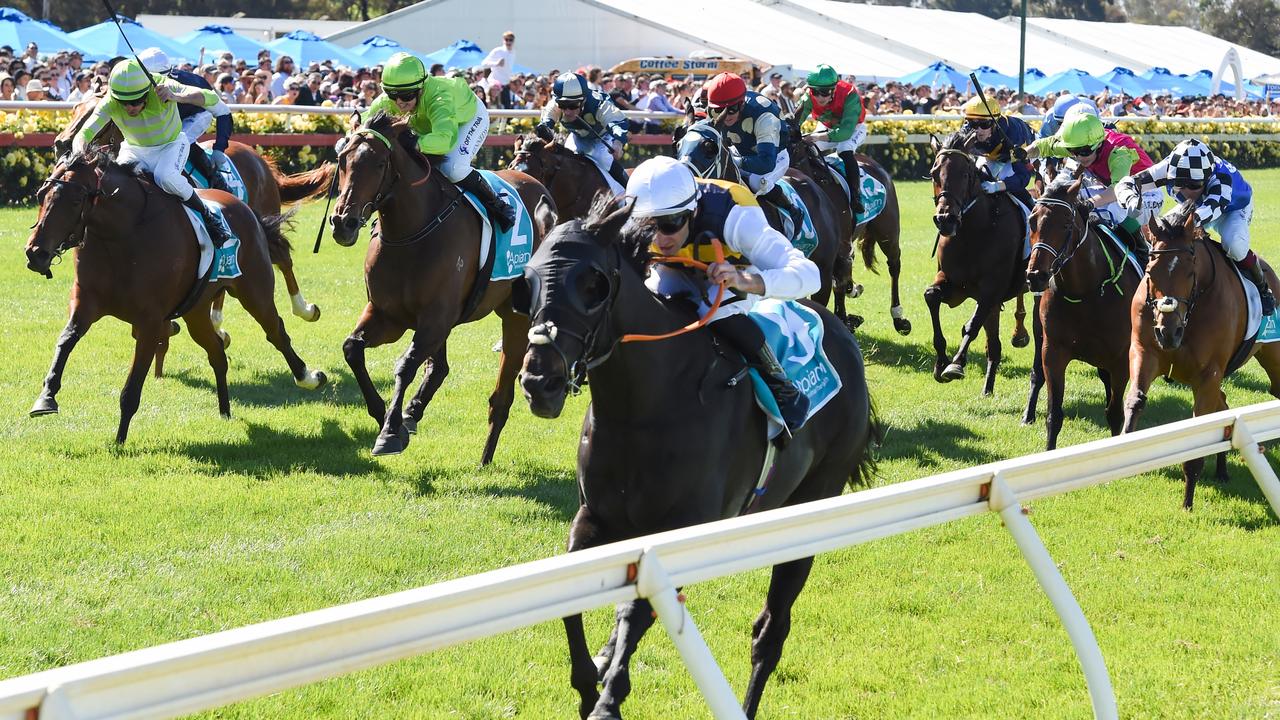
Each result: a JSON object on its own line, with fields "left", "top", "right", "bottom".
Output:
{"left": 1, "top": 170, "right": 1278, "bottom": 719}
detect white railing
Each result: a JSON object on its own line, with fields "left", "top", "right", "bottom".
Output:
{"left": 1, "top": 402, "right": 1278, "bottom": 720}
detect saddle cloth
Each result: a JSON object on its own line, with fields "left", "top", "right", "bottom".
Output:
{"left": 822, "top": 154, "right": 887, "bottom": 225}
{"left": 1231, "top": 257, "right": 1280, "bottom": 344}
{"left": 181, "top": 198, "right": 242, "bottom": 281}
{"left": 745, "top": 299, "right": 843, "bottom": 440}
{"left": 459, "top": 170, "right": 536, "bottom": 281}
{"left": 186, "top": 146, "right": 249, "bottom": 204}
{"left": 1094, "top": 224, "right": 1145, "bottom": 279}
{"left": 774, "top": 178, "right": 818, "bottom": 257}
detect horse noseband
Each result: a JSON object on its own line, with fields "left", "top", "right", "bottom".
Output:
{"left": 1156, "top": 296, "right": 1179, "bottom": 314}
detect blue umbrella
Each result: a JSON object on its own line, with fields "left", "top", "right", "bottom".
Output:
{"left": 422, "top": 39, "right": 485, "bottom": 70}
{"left": 1188, "top": 68, "right": 1263, "bottom": 99}
{"left": 1140, "top": 67, "right": 1198, "bottom": 97}
{"left": 973, "top": 65, "right": 1019, "bottom": 90}
{"left": 0, "top": 7, "right": 88, "bottom": 55}
{"left": 178, "top": 25, "right": 270, "bottom": 62}
{"left": 897, "top": 61, "right": 971, "bottom": 90}
{"left": 1026, "top": 68, "right": 1108, "bottom": 97}
{"left": 69, "top": 16, "right": 197, "bottom": 64}
{"left": 267, "top": 30, "right": 365, "bottom": 69}
{"left": 1098, "top": 67, "right": 1152, "bottom": 97}
{"left": 345, "top": 35, "right": 429, "bottom": 66}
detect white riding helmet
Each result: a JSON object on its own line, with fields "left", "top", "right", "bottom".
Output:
{"left": 137, "top": 47, "right": 170, "bottom": 73}
{"left": 627, "top": 157, "right": 698, "bottom": 217}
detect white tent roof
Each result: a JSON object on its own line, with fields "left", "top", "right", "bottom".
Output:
{"left": 136, "top": 15, "right": 358, "bottom": 45}
{"left": 1010, "top": 17, "right": 1280, "bottom": 78}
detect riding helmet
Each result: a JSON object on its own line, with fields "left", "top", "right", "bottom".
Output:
{"left": 626, "top": 156, "right": 699, "bottom": 217}
{"left": 108, "top": 59, "right": 151, "bottom": 103}
{"left": 961, "top": 94, "right": 1000, "bottom": 119}
{"left": 1168, "top": 138, "right": 1217, "bottom": 183}
{"left": 1059, "top": 112, "right": 1105, "bottom": 150}
{"left": 705, "top": 73, "right": 747, "bottom": 109}
{"left": 552, "top": 72, "right": 588, "bottom": 102}
{"left": 381, "top": 52, "right": 426, "bottom": 93}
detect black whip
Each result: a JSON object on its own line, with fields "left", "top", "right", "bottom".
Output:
{"left": 312, "top": 162, "right": 338, "bottom": 254}
{"left": 100, "top": 0, "right": 159, "bottom": 93}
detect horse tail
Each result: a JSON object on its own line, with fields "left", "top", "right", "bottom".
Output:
{"left": 849, "top": 395, "right": 884, "bottom": 488}
{"left": 856, "top": 231, "right": 879, "bottom": 273}
{"left": 274, "top": 160, "right": 336, "bottom": 204}
{"left": 257, "top": 208, "right": 297, "bottom": 265}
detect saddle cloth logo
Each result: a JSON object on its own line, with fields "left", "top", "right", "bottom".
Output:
{"left": 823, "top": 154, "right": 887, "bottom": 225}
{"left": 775, "top": 178, "right": 818, "bottom": 257}
{"left": 460, "top": 170, "right": 536, "bottom": 281}
{"left": 746, "top": 299, "right": 843, "bottom": 432}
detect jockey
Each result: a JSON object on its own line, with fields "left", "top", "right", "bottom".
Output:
{"left": 961, "top": 93, "right": 1035, "bottom": 213}
{"left": 795, "top": 64, "right": 866, "bottom": 216}
{"left": 137, "top": 47, "right": 233, "bottom": 194}
{"left": 626, "top": 156, "right": 820, "bottom": 433}
{"left": 366, "top": 52, "right": 514, "bottom": 231}
{"left": 702, "top": 72, "right": 804, "bottom": 232}
{"left": 535, "top": 72, "right": 630, "bottom": 188}
{"left": 1117, "top": 138, "right": 1275, "bottom": 315}
{"left": 1038, "top": 93, "right": 1101, "bottom": 139}
{"left": 73, "top": 58, "right": 234, "bottom": 247}
{"left": 1025, "top": 111, "right": 1157, "bottom": 255}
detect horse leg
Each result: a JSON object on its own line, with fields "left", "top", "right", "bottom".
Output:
{"left": 480, "top": 307, "right": 532, "bottom": 466}
{"left": 234, "top": 279, "right": 326, "bottom": 391}
{"left": 1183, "top": 379, "right": 1228, "bottom": 509}
{"left": 742, "top": 556, "right": 815, "bottom": 719}
{"left": 116, "top": 321, "right": 164, "bottom": 444}
{"left": 1022, "top": 299, "right": 1045, "bottom": 425}
{"left": 980, "top": 303, "right": 1003, "bottom": 396}
{"left": 183, "top": 303, "right": 231, "bottom": 417}
{"left": 1042, "top": 343, "right": 1070, "bottom": 451}
{"left": 373, "top": 328, "right": 442, "bottom": 457}
{"left": 924, "top": 279, "right": 950, "bottom": 382}
{"left": 153, "top": 319, "right": 182, "bottom": 378}
{"left": 879, "top": 232, "right": 910, "bottom": 336}
{"left": 343, "top": 304, "right": 405, "bottom": 426}
{"left": 1121, "top": 345, "right": 1160, "bottom": 434}
{"left": 943, "top": 294, "right": 999, "bottom": 383}
{"left": 278, "top": 261, "right": 321, "bottom": 322}
{"left": 591, "top": 599, "right": 656, "bottom": 720}
{"left": 1011, "top": 292, "right": 1031, "bottom": 348}
{"left": 563, "top": 505, "right": 611, "bottom": 718}
{"left": 30, "top": 313, "right": 97, "bottom": 417}
{"left": 402, "top": 342, "right": 448, "bottom": 435}
{"left": 1101, "top": 368, "right": 1125, "bottom": 436}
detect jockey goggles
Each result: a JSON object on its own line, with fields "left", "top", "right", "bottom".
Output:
{"left": 386, "top": 88, "right": 420, "bottom": 102}
{"left": 810, "top": 86, "right": 834, "bottom": 98}
{"left": 653, "top": 211, "right": 692, "bottom": 234}
{"left": 966, "top": 118, "right": 994, "bottom": 130}
{"left": 1173, "top": 179, "right": 1205, "bottom": 190}
{"left": 558, "top": 98, "right": 583, "bottom": 110}
{"left": 1068, "top": 143, "right": 1101, "bottom": 157}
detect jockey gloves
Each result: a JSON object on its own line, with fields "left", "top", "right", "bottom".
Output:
{"left": 381, "top": 52, "right": 426, "bottom": 92}
{"left": 627, "top": 157, "right": 698, "bottom": 217}
{"left": 1169, "top": 139, "right": 1216, "bottom": 183}
{"left": 705, "top": 73, "right": 746, "bottom": 109}
{"left": 109, "top": 60, "right": 151, "bottom": 103}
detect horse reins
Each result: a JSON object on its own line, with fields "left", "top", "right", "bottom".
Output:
{"left": 31, "top": 172, "right": 104, "bottom": 264}
{"left": 1031, "top": 197, "right": 1128, "bottom": 303}
{"left": 620, "top": 237, "right": 727, "bottom": 343}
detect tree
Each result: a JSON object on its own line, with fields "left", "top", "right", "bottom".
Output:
{"left": 1199, "top": 0, "right": 1280, "bottom": 55}
{"left": 1033, "top": 0, "right": 1125, "bottom": 21}
{"left": 1122, "top": 0, "right": 1200, "bottom": 27}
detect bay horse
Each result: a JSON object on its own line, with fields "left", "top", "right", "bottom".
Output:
{"left": 926, "top": 132, "right": 1032, "bottom": 395}
{"left": 672, "top": 120, "right": 842, "bottom": 326}
{"left": 1123, "top": 203, "right": 1280, "bottom": 509}
{"left": 517, "top": 197, "right": 881, "bottom": 720}
{"left": 329, "top": 112, "right": 554, "bottom": 462}
{"left": 24, "top": 149, "right": 326, "bottom": 444}
{"left": 782, "top": 117, "right": 911, "bottom": 335}
{"left": 54, "top": 92, "right": 332, "bottom": 338}
{"left": 1024, "top": 175, "right": 1142, "bottom": 449}
{"left": 509, "top": 133, "right": 612, "bottom": 219}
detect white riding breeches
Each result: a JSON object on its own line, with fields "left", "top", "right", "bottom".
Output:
{"left": 118, "top": 138, "right": 193, "bottom": 200}
{"left": 736, "top": 148, "right": 791, "bottom": 195}
{"left": 181, "top": 111, "right": 212, "bottom": 145}
{"left": 566, "top": 131, "right": 616, "bottom": 175}
{"left": 1207, "top": 202, "right": 1252, "bottom": 262}
{"left": 438, "top": 102, "right": 490, "bottom": 183}
{"left": 812, "top": 122, "right": 866, "bottom": 153}
{"left": 646, "top": 264, "right": 758, "bottom": 321}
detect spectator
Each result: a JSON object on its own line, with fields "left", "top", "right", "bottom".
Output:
{"left": 24, "top": 79, "right": 46, "bottom": 101}
{"left": 500, "top": 77, "right": 522, "bottom": 109}
{"left": 270, "top": 55, "right": 295, "bottom": 98}
{"left": 909, "top": 85, "right": 939, "bottom": 115}
{"left": 237, "top": 71, "right": 254, "bottom": 102}
{"left": 216, "top": 73, "right": 237, "bottom": 104}
{"left": 200, "top": 64, "right": 218, "bottom": 87}
{"left": 0, "top": 73, "right": 14, "bottom": 101}
{"left": 610, "top": 75, "right": 635, "bottom": 110}
{"left": 486, "top": 82, "right": 503, "bottom": 109}
{"left": 22, "top": 42, "right": 38, "bottom": 71}
{"left": 297, "top": 72, "right": 322, "bottom": 106}
{"left": 587, "top": 67, "right": 603, "bottom": 92}
{"left": 66, "top": 71, "right": 92, "bottom": 103}
{"left": 50, "top": 56, "right": 73, "bottom": 100}
{"left": 430, "top": 63, "right": 444, "bottom": 77}
{"left": 482, "top": 31, "right": 516, "bottom": 87}
{"left": 358, "top": 79, "right": 379, "bottom": 108}
{"left": 249, "top": 78, "right": 270, "bottom": 104}
{"left": 637, "top": 79, "right": 677, "bottom": 113}
{"left": 274, "top": 78, "right": 302, "bottom": 105}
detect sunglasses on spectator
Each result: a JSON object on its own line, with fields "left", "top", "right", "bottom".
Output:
{"left": 653, "top": 212, "right": 691, "bottom": 234}
{"left": 387, "top": 89, "right": 420, "bottom": 102}
{"left": 1068, "top": 144, "right": 1099, "bottom": 157}
{"left": 1173, "top": 180, "right": 1204, "bottom": 190}
{"left": 967, "top": 119, "right": 994, "bottom": 130}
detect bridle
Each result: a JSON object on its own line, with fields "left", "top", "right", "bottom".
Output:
{"left": 32, "top": 167, "right": 104, "bottom": 262}
{"left": 512, "top": 138, "right": 563, "bottom": 187}
{"left": 678, "top": 124, "right": 731, "bottom": 181}
{"left": 1145, "top": 237, "right": 1210, "bottom": 330}
{"left": 1030, "top": 196, "right": 1086, "bottom": 280}
{"left": 932, "top": 148, "right": 981, "bottom": 222}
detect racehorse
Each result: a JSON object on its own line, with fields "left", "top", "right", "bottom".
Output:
{"left": 329, "top": 112, "right": 554, "bottom": 462}
{"left": 782, "top": 117, "right": 911, "bottom": 335}
{"left": 1024, "top": 175, "right": 1141, "bottom": 449}
{"left": 24, "top": 149, "right": 326, "bottom": 444}
{"left": 509, "top": 132, "right": 612, "bottom": 219}
{"left": 1123, "top": 203, "right": 1280, "bottom": 509}
{"left": 672, "top": 120, "right": 843, "bottom": 327}
{"left": 54, "top": 92, "right": 332, "bottom": 336}
{"left": 517, "top": 196, "right": 881, "bottom": 720}
{"left": 926, "top": 131, "right": 1032, "bottom": 395}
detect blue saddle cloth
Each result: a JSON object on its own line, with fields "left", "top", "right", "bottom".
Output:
{"left": 822, "top": 155, "right": 888, "bottom": 225}
{"left": 185, "top": 147, "right": 248, "bottom": 204}
{"left": 459, "top": 170, "right": 535, "bottom": 281}
{"left": 774, "top": 179, "right": 818, "bottom": 257}
{"left": 745, "top": 299, "right": 842, "bottom": 435}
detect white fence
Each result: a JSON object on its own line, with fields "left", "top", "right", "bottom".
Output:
{"left": 2, "top": 402, "right": 1279, "bottom": 720}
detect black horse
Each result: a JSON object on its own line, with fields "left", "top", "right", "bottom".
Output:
{"left": 517, "top": 197, "right": 881, "bottom": 719}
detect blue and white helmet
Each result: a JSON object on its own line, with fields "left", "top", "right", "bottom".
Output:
{"left": 137, "top": 47, "right": 171, "bottom": 73}
{"left": 1168, "top": 138, "right": 1217, "bottom": 183}
{"left": 1052, "top": 93, "right": 1099, "bottom": 121}
{"left": 552, "top": 72, "right": 588, "bottom": 103}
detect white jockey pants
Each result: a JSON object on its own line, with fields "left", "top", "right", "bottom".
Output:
{"left": 646, "top": 264, "right": 758, "bottom": 321}
{"left": 181, "top": 110, "right": 212, "bottom": 145}
{"left": 736, "top": 148, "right": 791, "bottom": 195}
{"left": 1207, "top": 202, "right": 1253, "bottom": 262}
{"left": 438, "top": 102, "right": 490, "bottom": 183}
{"left": 566, "top": 131, "right": 616, "bottom": 175}
{"left": 812, "top": 121, "right": 866, "bottom": 153}
{"left": 118, "top": 137, "right": 193, "bottom": 201}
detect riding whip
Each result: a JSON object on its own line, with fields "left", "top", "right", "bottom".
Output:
{"left": 969, "top": 72, "right": 1024, "bottom": 163}
{"left": 100, "top": 0, "right": 159, "bottom": 94}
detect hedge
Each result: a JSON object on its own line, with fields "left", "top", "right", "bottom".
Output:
{"left": 4, "top": 109, "right": 1280, "bottom": 205}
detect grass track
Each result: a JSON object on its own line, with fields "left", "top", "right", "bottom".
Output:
{"left": 1, "top": 170, "right": 1278, "bottom": 719}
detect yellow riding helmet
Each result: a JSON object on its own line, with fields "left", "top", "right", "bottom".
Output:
{"left": 1059, "top": 112, "right": 1105, "bottom": 150}
{"left": 109, "top": 59, "right": 151, "bottom": 102}
{"left": 962, "top": 94, "right": 1000, "bottom": 120}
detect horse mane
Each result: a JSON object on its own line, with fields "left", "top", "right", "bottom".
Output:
{"left": 1156, "top": 199, "right": 1200, "bottom": 240}
{"left": 1045, "top": 172, "right": 1079, "bottom": 198}
{"left": 588, "top": 195, "right": 652, "bottom": 273}
{"left": 941, "top": 130, "right": 976, "bottom": 152}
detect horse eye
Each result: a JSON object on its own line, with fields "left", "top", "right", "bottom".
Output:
{"left": 576, "top": 267, "right": 611, "bottom": 313}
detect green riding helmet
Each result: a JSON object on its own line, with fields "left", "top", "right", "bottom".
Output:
{"left": 381, "top": 52, "right": 426, "bottom": 93}
{"left": 109, "top": 59, "right": 151, "bottom": 102}
{"left": 806, "top": 64, "right": 839, "bottom": 89}
{"left": 1060, "top": 112, "right": 1105, "bottom": 150}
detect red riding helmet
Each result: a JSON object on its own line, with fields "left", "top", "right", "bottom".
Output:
{"left": 705, "top": 73, "right": 746, "bottom": 109}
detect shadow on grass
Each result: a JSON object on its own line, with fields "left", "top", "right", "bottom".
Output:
{"left": 876, "top": 417, "right": 999, "bottom": 471}
{"left": 408, "top": 460, "right": 578, "bottom": 521}
{"left": 177, "top": 417, "right": 387, "bottom": 479}
{"left": 165, "top": 366, "right": 367, "bottom": 409}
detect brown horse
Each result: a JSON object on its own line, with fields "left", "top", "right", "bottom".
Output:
{"left": 329, "top": 112, "right": 554, "bottom": 462}
{"left": 926, "top": 132, "right": 1031, "bottom": 395}
{"left": 1123, "top": 203, "right": 1280, "bottom": 509}
{"left": 24, "top": 149, "right": 326, "bottom": 444}
{"left": 509, "top": 133, "right": 612, "bottom": 219}
{"left": 783, "top": 118, "right": 911, "bottom": 335}
{"left": 1024, "top": 175, "right": 1142, "bottom": 449}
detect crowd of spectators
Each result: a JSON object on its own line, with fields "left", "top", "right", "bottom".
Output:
{"left": 4, "top": 35, "right": 1280, "bottom": 120}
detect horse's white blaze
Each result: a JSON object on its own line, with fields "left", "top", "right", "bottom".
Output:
{"left": 1156, "top": 297, "right": 1179, "bottom": 314}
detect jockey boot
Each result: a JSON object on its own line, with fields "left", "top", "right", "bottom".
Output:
{"left": 457, "top": 169, "right": 515, "bottom": 232}
{"left": 607, "top": 157, "right": 630, "bottom": 189}
{"left": 761, "top": 184, "right": 805, "bottom": 238}
{"left": 712, "top": 314, "right": 810, "bottom": 434}
{"left": 1239, "top": 253, "right": 1276, "bottom": 316}
{"left": 838, "top": 150, "right": 866, "bottom": 216}
{"left": 188, "top": 143, "right": 232, "bottom": 194}
{"left": 182, "top": 192, "right": 234, "bottom": 249}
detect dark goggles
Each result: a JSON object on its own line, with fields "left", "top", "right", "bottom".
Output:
{"left": 386, "top": 88, "right": 420, "bottom": 102}
{"left": 1068, "top": 144, "right": 1100, "bottom": 157}
{"left": 1173, "top": 179, "right": 1205, "bottom": 190}
{"left": 810, "top": 86, "right": 835, "bottom": 97}
{"left": 653, "top": 212, "right": 691, "bottom": 234}
{"left": 713, "top": 102, "right": 744, "bottom": 115}
{"left": 558, "top": 99, "right": 583, "bottom": 110}
{"left": 966, "top": 119, "right": 994, "bottom": 130}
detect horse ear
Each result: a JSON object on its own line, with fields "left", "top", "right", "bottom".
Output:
{"left": 1182, "top": 205, "right": 1198, "bottom": 232}
{"left": 929, "top": 133, "right": 940, "bottom": 154}
{"left": 534, "top": 195, "right": 558, "bottom": 236}
{"left": 589, "top": 197, "right": 635, "bottom": 243}
{"left": 513, "top": 134, "right": 524, "bottom": 152}
{"left": 1144, "top": 217, "right": 1161, "bottom": 243}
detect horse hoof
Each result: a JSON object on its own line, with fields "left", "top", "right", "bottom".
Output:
{"left": 894, "top": 317, "right": 912, "bottom": 335}
{"left": 942, "top": 363, "right": 965, "bottom": 381}
{"left": 371, "top": 426, "right": 410, "bottom": 457}
{"left": 402, "top": 415, "right": 418, "bottom": 434}
{"left": 844, "top": 314, "right": 864, "bottom": 332}
{"left": 847, "top": 283, "right": 864, "bottom": 299}
{"left": 296, "top": 369, "right": 326, "bottom": 391}
{"left": 29, "top": 397, "right": 59, "bottom": 417}
{"left": 219, "top": 330, "right": 231, "bottom": 349}
{"left": 169, "top": 320, "right": 181, "bottom": 337}
{"left": 1011, "top": 330, "right": 1030, "bottom": 348}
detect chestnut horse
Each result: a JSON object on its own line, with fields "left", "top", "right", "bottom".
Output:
{"left": 24, "top": 149, "right": 326, "bottom": 444}
{"left": 1024, "top": 175, "right": 1142, "bottom": 449}
{"left": 517, "top": 197, "right": 881, "bottom": 720}
{"left": 509, "top": 133, "right": 612, "bottom": 219}
{"left": 1123, "top": 203, "right": 1280, "bottom": 509}
{"left": 329, "top": 112, "right": 554, "bottom": 462}
{"left": 926, "top": 132, "right": 1031, "bottom": 395}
